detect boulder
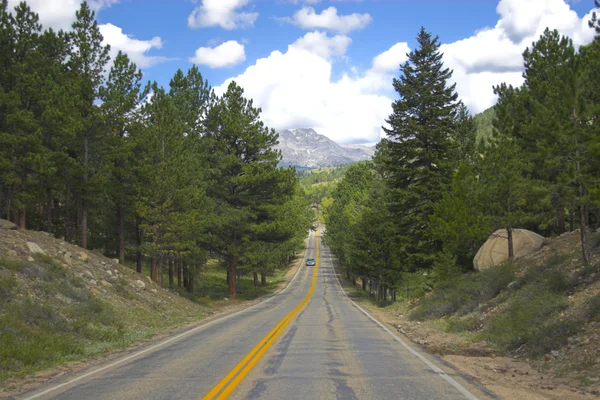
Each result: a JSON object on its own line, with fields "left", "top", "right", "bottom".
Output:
{"left": 133, "top": 280, "right": 146, "bottom": 290}
{"left": 26, "top": 241, "right": 46, "bottom": 255}
{"left": 79, "top": 252, "right": 89, "bottom": 262}
{"left": 474, "top": 228, "right": 545, "bottom": 271}
{"left": 0, "top": 219, "right": 18, "bottom": 230}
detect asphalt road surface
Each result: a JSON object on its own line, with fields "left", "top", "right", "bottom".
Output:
{"left": 20, "top": 229, "right": 487, "bottom": 400}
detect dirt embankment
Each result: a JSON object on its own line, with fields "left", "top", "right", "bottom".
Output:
{"left": 0, "top": 221, "right": 307, "bottom": 398}
{"left": 342, "top": 229, "right": 600, "bottom": 400}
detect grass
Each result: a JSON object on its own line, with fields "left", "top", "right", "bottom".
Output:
{"left": 408, "top": 261, "right": 516, "bottom": 321}
{"left": 0, "top": 246, "right": 298, "bottom": 387}
{"left": 404, "top": 253, "right": 596, "bottom": 357}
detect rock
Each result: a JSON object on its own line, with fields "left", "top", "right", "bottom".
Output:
{"left": 0, "top": 219, "right": 18, "bottom": 230}
{"left": 550, "top": 350, "right": 560, "bottom": 358}
{"left": 106, "top": 270, "right": 113, "bottom": 276}
{"left": 133, "top": 280, "right": 146, "bottom": 290}
{"left": 57, "top": 248, "right": 67, "bottom": 254}
{"left": 112, "top": 258, "right": 119, "bottom": 264}
{"left": 79, "top": 252, "right": 89, "bottom": 262}
{"left": 89, "top": 279, "right": 97, "bottom": 286}
{"left": 84, "top": 269, "right": 94, "bottom": 279}
{"left": 101, "top": 280, "right": 112, "bottom": 287}
{"left": 113, "top": 270, "right": 119, "bottom": 275}
{"left": 27, "top": 256, "right": 34, "bottom": 262}
{"left": 26, "top": 241, "right": 46, "bottom": 255}
{"left": 150, "top": 289, "right": 157, "bottom": 294}
{"left": 7, "top": 249, "right": 17, "bottom": 257}
{"left": 507, "top": 281, "right": 520, "bottom": 290}
{"left": 224, "top": 297, "right": 229, "bottom": 301}
{"left": 64, "top": 252, "right": 73, "bottom": 266}
{"left": 474, "top": 228, "right": 545, "bottom": 270}
{"left": 101, "top": 261, "right": 106, "bottom": 266}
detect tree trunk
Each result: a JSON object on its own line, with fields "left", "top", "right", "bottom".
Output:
{"left": 507, "top": 224, "right": 514, "bottom": 259}
{"left": 580, "top": 205, "right": 591, "bottom": 264}
{"left": 362, "top": 277, "right": 367, "bottom": 291}
{"left": 19, "top": 207, "right": 26, "bottom": 229}
{"left": 65, "top": 186, "right": 71, "bottom": 242}
{"left": 183, "top": 265, "right": 189, "bottom": 289}
{"left": 158, "top": 256, "right": 163, "bottom": 286}
{"left": 177, "top": 260, "right": 182, "bottom": 288}
{"left": 135, "top": 220, "right": 142, "bottom": 273}
{"left": 46, "top": 189, "right": 52, "bottom": 234}
{"left": 151, "top": 256, "right": 157, "bottom": 282}
{"left": 187, "top": 264, "right": 194, "bottom": 293}
{"left": 227, "top": 256, "right": 237, "bottom": 298}
{"left": 168, "top": 258, "right": 174, "bottom": 287}
{"left": 261, "top": 271, "right": 266, "bottom": 286}
{"left": 253, "top": 272, "right": 258, "bottom": 287}
{"left": 81, "top": 133, "right": 89, "bottom": 249}
{"left": 557, "top": 203, "right": 566, "bottom": 234}
{"left": 117, "top": 203, "right": 125, "bottom": 264}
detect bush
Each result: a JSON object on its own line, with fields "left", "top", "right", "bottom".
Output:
{"left": 444, "top": 313, "right": 481, "bottom": 333}
{"left": 482, "top": 288, "right": 575, "bottom": 355}
{"left": 409, "top": 261, "right": 516, "bottom": 321}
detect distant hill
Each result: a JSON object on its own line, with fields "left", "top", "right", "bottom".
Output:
{"left": 276, "top": 128, "right": 374, "bottom": 168}
{"left": 473, "top": 106, "right": 496, "bottom": 146}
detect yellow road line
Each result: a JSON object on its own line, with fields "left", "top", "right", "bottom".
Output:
{"left": 202, "top": 230, "right": 320, "bottom": 400}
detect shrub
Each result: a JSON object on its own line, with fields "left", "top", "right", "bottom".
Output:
{"left": 409, "top": 261, "right": 516, "bottom": 321}
{"left": 482, "top": 288, "right": 575, "bottom": 355}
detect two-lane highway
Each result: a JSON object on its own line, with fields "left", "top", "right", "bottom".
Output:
{"left": 21, "top": 229, "right": 484, "bottom": 400}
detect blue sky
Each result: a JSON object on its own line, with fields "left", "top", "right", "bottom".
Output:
{"left": 9, "top": 0, "right": 599, "bottom": 144}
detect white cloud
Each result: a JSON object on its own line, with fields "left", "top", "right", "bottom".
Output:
{"left": 100, "top": 23, "right": 169, "bottom": 68}
{"left": 371, "top": 42, "right": 410, "bottom": 72}
{"left": 440, "top": 0, "right": 596, "bottom": 114}
{"left": 291, "top": 31, "right": 351, "bottom": 59}
{"left": 188, "top": 0, "right": 258, "bottom": 30}
{"left": 216, "top": 44, "right": 391, "bottom": 144}
{"left": 283, "top": 6, "right": 372, "bottom": 34}
{"left": 7, "top": 0, "right": 118, "bottom": 31}
{"left": 189, "top": 40, "right": 246, "bottom": 68}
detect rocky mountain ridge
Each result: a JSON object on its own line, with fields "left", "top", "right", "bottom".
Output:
{"left": 276, "top": 128, "right": 375, "bottom": 168}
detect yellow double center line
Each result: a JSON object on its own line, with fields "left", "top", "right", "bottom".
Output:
{"left": 201, "top": 231, "right": 320, "bottom": 400}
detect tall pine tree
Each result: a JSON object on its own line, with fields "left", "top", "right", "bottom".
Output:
{"left": 378, "top": 27, "right": 460, "bottom": 272}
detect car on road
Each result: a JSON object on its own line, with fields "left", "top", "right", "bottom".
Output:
{"left": 306, "top": 258, "right": 316, "bottom": 266}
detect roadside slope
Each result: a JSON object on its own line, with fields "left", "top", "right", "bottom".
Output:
{"left": 0, "top": 222, "right": 307, "bottom": 397}
{"left": 335, "top": 229, "right": 600, "bottom": 399}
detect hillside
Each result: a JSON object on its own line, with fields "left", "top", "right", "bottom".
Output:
{"left": 473, "top": 106, "right": 496, "bottom": 146}
{"left": 0, "top": 220, "right": 301, "bottom": 394}
{"left": 342, "top": 229, "right": 600, "bottom": 398}
{"left": 276, "top": 128, "right": 374, "bottom": 168}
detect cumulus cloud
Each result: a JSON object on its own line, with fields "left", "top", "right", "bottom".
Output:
{"left": 189, "top": 40, "right": 246, "bottom": 68}
{"left": 291, "top": 31, "right": 351, "bottom": 59}
{"left": 371, "top": 42, "right": 410, "bottom": 72}
{"left": 7, "top": 0, "right": 118, "bottom": 30}
{"left": 282, "top": 6, "right": 372, "bottom": 34}
{"left": 216, "top": 42, "right": 392, "bottom": 144}
{"left": 188, "top": 0, "right": 258, "bottom": 30}
{"left": 99, "top": 23, "right": 169, "bottom": 68}
{"left": 441, "top": 0, "right": 596, "bottom": 114}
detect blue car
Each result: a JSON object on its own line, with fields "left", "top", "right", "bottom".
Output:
{"left": 306, "top": 258, "right": 316, "bottom": 266}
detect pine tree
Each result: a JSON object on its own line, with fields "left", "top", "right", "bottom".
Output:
{"left": 68, "top": 1, "right": 110, "bottom": 248}
{"left": 204, "top": 81, "right": 282, "bottom": 298}
{"left": 100, "top": 51, "right": 143, "bottom": 263}
{"left": 378, "top": 27, "right": 460, "bottom": 272}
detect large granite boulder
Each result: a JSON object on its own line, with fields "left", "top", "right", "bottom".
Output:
{"left": 474, "top": 228, "right": 545, "bottom": 271}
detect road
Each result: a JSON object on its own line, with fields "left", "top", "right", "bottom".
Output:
{"left": 21, "top": 229, "right": 485, "bottom": 400}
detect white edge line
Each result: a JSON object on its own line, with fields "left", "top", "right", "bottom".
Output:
{"left": 21, "top": 230, "right": 315, "bottom": 400}
{"left": 328, "top": 248, "right": 479, "bottom": 400}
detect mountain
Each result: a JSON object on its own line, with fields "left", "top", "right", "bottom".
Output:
{"left": 473, "top": 106, "right": 496, "bottom": 146}
{"left": 276, "top": 128, "right": 374, "bottom": 168}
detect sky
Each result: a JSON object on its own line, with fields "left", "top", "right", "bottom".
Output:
{"left": 7, "top": 0, "right": 598, "bottom": 145}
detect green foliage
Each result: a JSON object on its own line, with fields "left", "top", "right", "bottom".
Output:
{"left": 483, "top": 290, "right": 575, "bottom": 355}
{"left": 408, "top": 262, "right": 516, "bottom": 321}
